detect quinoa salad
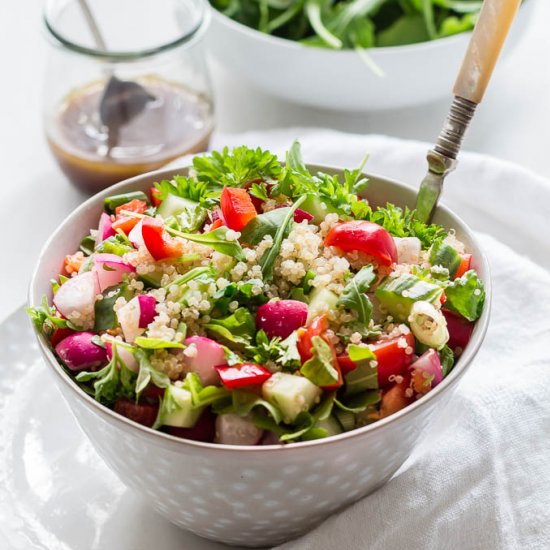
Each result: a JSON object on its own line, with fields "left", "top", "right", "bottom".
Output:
{"left": 29, "top": 142, "right": 486, "bottom": 445}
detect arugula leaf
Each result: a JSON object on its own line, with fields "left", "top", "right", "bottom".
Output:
{"left": 259, "top": 194, "right": 306, "bottom": 282}
{"left": 27, "top": 295, "right": 68, "bottom": 334}
{"left": 444, "top": 269, "right": 485, "bottom": 321}
{"left": 439, "top": 345, "right": 455, "bottom": 377}
{"left": 335, "top": 390, "right": 380, "bottom": 413}
{"left": 338, "top": 265, "right": 376, "bottom": 324}
{"left": 94, "top": 283, "right": 131, "bottom": 332}
{"left": 134, "top": 349, "right": 171, "bottom": 396}
{"left": 240, "top": 207, "right": 293, "bottom": 245}
{"left": 204, "top": 307, "right": 256, "bottom": 348}
{"left": 344, "top": 344, "right": 378, "bottom": 395}
{"left": 182, "top": 373, "right": 231, "bottom": 408}
{"left": 168, "top": 226, "right": 246, "bottom": 262}
{"left": 165, "top": 266, "right": 215, "bottom": 289}
{"left": 134, "top": 337, "right": 186, "bottom": 350}
{"left": 193, "top": 146, "right": 282, "bottom": 187}
{"left": 76, "top": 355, "right": 120, "bottom": 404}
{"left": 214, "top": 390, "right": 283, "bottom": 424}
{"left": 300, "top": 336, "right": 339, "bottom": 387}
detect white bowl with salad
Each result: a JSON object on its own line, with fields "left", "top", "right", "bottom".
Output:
{"left": 29, "top": 142, "right": 489, "bottom": 547}
{"left": 206, "top": 0, "right": 532, "bottom": 111}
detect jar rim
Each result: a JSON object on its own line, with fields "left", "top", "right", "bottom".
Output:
{"left": 44, "top": 0, "right": 208, "bottom": 61}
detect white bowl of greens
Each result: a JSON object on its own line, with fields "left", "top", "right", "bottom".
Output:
{"left": 206, "top": 0, "right": 532, "bottom": 111}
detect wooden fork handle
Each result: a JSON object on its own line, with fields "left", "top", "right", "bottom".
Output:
{"left": 453, "top": 0, "right": 522, "bottom": 104}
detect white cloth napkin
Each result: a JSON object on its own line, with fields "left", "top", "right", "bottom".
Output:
{"left": 174, "top": 129, "right": 550, "bottom": 550}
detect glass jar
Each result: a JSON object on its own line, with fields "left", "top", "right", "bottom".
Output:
{"left": 43, "top": 0, "right": 214, "bottom": 193}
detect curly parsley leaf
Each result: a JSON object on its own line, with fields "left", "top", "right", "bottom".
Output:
{"left": 193, "top": 146, "right": 282, "bottom": 187}
{"left": 154, "top": 176, "right": 219, "bottom": 207}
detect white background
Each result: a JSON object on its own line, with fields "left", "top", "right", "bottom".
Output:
{"left": 1, "top": 0, "right": 549, "bottom": 322}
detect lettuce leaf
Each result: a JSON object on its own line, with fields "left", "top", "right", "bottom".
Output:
{"left": 444, "top": 270, "right": 485, "bottom": 321}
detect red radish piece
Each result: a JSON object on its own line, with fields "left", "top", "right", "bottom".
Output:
{"left": 128, "top": 220, "right": 144, "bottom": 248}
{"left": 137, "top": 295, "right": 157, "bottom": 328}
{"left": 256, "top": 300, "right": 308, "bottom": 340}
{"left": 409, "top": 349, "right": 443, "bottom": 390}
{"left": 114, "top": 399, "right": 159, "bottom": 427}
{"left": 442, "top": 309, "right": 474, "bottom": 352}
{"left": 95, "top": 212, "right": 115, "bottom": 247}
{"left": 275, "top": 205, "right": 314, "bottom": 223}
{"left": 117, "top": 296, "right": 152, "bottom": 343}
{"left": 53, "top": 271, "right": 99, "bottom": 326}
{"left": 181, "top": 336, "right": 225, "bottom": 386}
{"left": 93, "top": 253, "right": 135, "bottom": 292}
{"left": 55, "top": 332, "right": 107, "bottom": 371}
{"left": 164, "top": 409, "right": 216, "bottom": 442}
{"left": 294, "top": 208, "right": 314, "bottom": 223}
{"left": 106, "top": 341, "right": 139, "bottom": 373}
{"left": 215, "top": 414, "right": 263, "bottom": 445}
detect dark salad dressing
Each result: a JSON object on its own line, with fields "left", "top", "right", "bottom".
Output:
{"left": 46, "top": 76, "right": 213, "bottom": 192}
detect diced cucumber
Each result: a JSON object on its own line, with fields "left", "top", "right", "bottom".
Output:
{"left": 161, "top": 385, "right": 204, "bottom": 428}
{"left": 157, "top": 194, "right": 199, "bottom": 219}
{"left": 300, "top": 194, "right": 340, "bottom": 224}
{"left": 429, "top": 241, "right": 461, "bottom": 277}
{"left": 375, "top": 273, "right": 443, "bottom": 321}
{"left": 315, "top": 415, "right": 343, "bottom": 436}
{"left": 306, "top": 287, "right": 339, "bottom": 323}
{"left": 262, "top": 372, "right": 322, "bottom": 423}
{"left": 334, "top": 408, "right": 355, "bottom": 432}
{"left": 138, "top": 271, "right": 164, "bottom": 289}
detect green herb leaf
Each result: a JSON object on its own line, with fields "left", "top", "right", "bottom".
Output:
{"left": 335, "top": 390, "right": 380, "bottom": 413}
{"left": 300, "top": 336, "right": 339, "bottom": 387}
{"left": 154, "top": 175, "right": 219, "bottom": 207}
{"left": 134, "top": 349, "right": 171, "bottom": 396}
{"left": 344, "top": 344, "right": 378, "bottom": 395}
{"left": 444, "top": 269, "right": 485, "bottom": 321}
{"left": 240, "top": 207, "right": 293, "bottom": 245}
{"left": 439, "top": 345, "right": 455, "bottom": 376}
{"left": 259, "top": 194, "right": 306, "bottom": 282}
{"left": 338, "top": 265, "right": 376, "bottom": 324}
{"left": 204, "top": 307, "right": 256, "bottom": 348}
{"left": 134, "top": 337, "right": 186, "bottom": 350}
{"left": 168, "top": 226, "right": 246, "bottom": 262}
{"left": 94, "top": 283, "right": 131, "bottom": 332}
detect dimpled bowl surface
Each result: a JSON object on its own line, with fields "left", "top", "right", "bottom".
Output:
{"left": 206, "top": 2, "right": 532, "bottom": 111}
{"left": 29, "top": 165, "right": 490, "bottom": 547}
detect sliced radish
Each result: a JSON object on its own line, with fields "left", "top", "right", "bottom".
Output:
{"left": 442, "top": 309, "right": 474, "bottom": 353}
{"left": 117, "top": 296, "right": 150, "bottom": 343}
{"left": 106, "top": 341, "right": 139, "bottom": 373}
{"left": 95, "top": 212, "right": 115, "bottom": 247}
{"left": 93, "top": 253, "right": 135, "bottom": 292}
{"left": 294, "top": 208, "right": 314, "bottom": 223}
{"left": 53, "top": 271, "right": 99, "bottom": 329}
{"left": 137, "top": 295, "right": 157, "bottom": 328}
{"left": 256, "top": 300, "right": 308, "bottom": 339}
{"left": 409, "top": 349, "right": 443, "bottom": 389}
{"left": 181, "top": 336, "right": 225, "bottom": 386}
{"left": 55, "top": 332, "right": 107, "bottom": 371}
{"left": 215, "top": 414, "right": 263, "bottom": 445}
{"left": 128, "top": 220, "right": 144, "bottom": 248}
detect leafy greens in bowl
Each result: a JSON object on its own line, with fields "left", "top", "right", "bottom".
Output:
{"left": 211, "top": 0, "right": 483, "bottom": 51}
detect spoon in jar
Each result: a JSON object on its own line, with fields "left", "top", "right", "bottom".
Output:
{"left": 77, "top": 0, "right": 155, "bottom": 152}
{"left": 414, "top": 0, "right": 522, "bottom": 224}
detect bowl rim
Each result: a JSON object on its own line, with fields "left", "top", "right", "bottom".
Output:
{"left": 29, "top": 163, "right": 491, "bottom": 454}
